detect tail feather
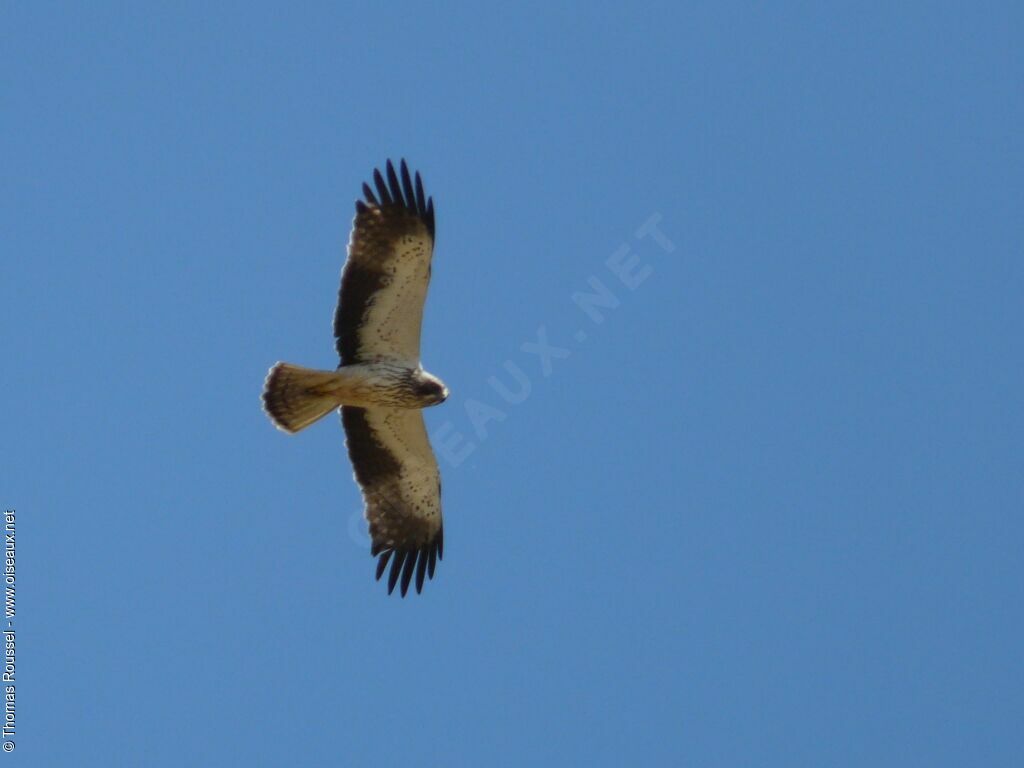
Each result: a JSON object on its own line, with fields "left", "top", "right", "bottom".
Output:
{"left": 262, "top": 363, "right": 343, "bottom": 433}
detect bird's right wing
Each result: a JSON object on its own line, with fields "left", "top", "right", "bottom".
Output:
{"left": 334, "top": 160, "right": 436, "bottom": 366}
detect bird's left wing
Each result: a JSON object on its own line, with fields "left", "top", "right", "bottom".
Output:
{"left": 342, "top": 406, "right": 443, "bottom": 596}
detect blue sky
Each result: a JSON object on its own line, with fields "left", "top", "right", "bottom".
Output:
{"left": 4, "top": 2, "right": 1022, "bottom": 766}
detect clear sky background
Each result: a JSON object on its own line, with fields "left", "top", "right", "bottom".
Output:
{"left": 4, "top": 3, "right": 1022, "bottom": 766}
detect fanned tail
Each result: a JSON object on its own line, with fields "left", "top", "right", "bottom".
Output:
{"left": 262, "top": 363, "right": 344, "bottom": 434}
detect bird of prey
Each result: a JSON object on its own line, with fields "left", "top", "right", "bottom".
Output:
{"left": 262, "top": 160, "right": 448, "bottom": 597}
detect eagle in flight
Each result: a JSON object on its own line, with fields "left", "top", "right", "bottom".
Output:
{"left": 262, "top": 160, "right": 447, "bottom": 597}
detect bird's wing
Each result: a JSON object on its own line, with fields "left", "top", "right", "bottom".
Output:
{"left": 342, "top": 405, "right": 443, "bottom": 596}
{"left": 335, "top": 159, "right": 436, "bottom": 366}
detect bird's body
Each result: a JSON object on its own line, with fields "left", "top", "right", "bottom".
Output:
{"left": 262, "top": 160, "right": 448, "bottom": 596}
{"left": 264, "top": 361, "right": 446, "bottom": 414}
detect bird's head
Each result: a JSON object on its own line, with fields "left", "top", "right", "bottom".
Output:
{"left": 414, "top": 371, "right": 449, "bottom": 406}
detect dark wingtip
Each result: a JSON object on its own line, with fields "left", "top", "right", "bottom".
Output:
{"left": 415, "top": 548, "right": 428, "bottom": 594}
{"left": 414, "top": 172, "right": 426, "bottom": 212}
{"left": 385, "top": 160, "right": 403, "bottom": 207}
{"left": 387, "top": 550, "right": 406, "bottom": 594}
{"left": 360, "top": 161, "right": 434, "bottom": 239}
{"left": 375, "top": 549, "right": 392, "bottom": 581}
{"left": 427, "top": 542, "right": 437, "bottom": 579}
{"left": 373, "top": 168, "right": 392, "bottom": 205}
{"left": 372, "top": 535, "right": 442, "bottom": 597}
{"left": 400, "top": 160, "right": 416, "bottom": 211}
{"left": 362, "top": 181, "right": 378, "bottom": 205}
{"left": 399, "top": 549, "right": 417, "bottom": 597}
